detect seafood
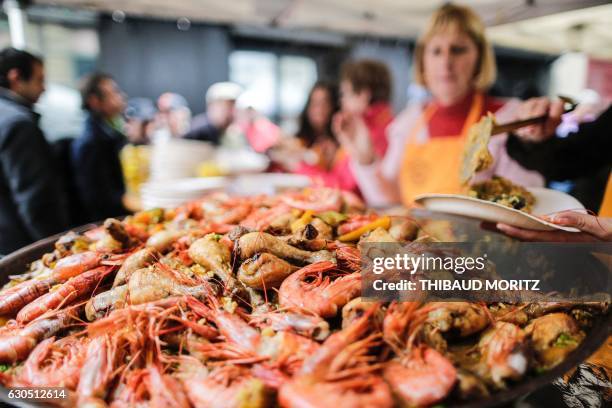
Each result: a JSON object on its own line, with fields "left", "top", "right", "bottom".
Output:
{"left": 251, "top": 310, "right": 330, "bottom": 341}
{"left": 0, "top": 187, "right": 606, "bottom": 407}
{"left": 280, "top": 188, "right": 343, "bottom": 212}
{"left": 342, "top": 297, "right": 382, "bottom": 329}
{"left": 77, "top": 336, "right": 120, "bottom": 406}
{"left": 241, "top": 203, "right": 292, "bottom": 231}
{"left": 280, "top": 307, "right": 394, "bottom": 408}
{"left": 278, "top": 261, "right": 361, "bottom": 318}
{"left": 478, "top": 322, "right": 528, "bottom": 387}
{"left": 0, "top": 308, "right": 76, "bottom": 363}
{"left": 52, "top": 251, "right": 120, "bottom": 281}
{"left": 113, "top": 247, "right": 159, "bottom": 287}
{"left": 238, "top": 253, "right": 297, "bottom": 289}
{"left": 380, "top": 302, "right": 458, "bottom": 407}
{"left": 422, "top": 302, "right": 490, "bottom": 351}
{"left": 188, "top": 235, "right": 236, "bottom": 292}
{"left": 15, "top": 336, "right": 87, "bottom": 389}
{"left": 85, "top": 266, "right": 214, "bottom": 320}
{"left": 17, "top": 266, "right": 112, "bottom": 324}
{"left": 0, "top": 278, "right": 55, "bottom": 316}
{"left": 179, "top": 359, "right": 269, "bottom": 408}
{"left": 383, "top": 346, "right": 457, "bottom": 407}
{"left": 525, "top": 312, "right": 585, "bottom": 369}
{"left": 238, "top": 232, "right": 333, "bottom": 264}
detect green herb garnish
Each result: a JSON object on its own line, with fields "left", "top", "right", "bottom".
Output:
{"left": 553, "top": 333, "right": 578, "bottom": 348}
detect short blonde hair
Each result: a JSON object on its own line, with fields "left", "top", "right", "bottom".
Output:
{"left": 413, "top": 3, "right": 497, "bottom": 91}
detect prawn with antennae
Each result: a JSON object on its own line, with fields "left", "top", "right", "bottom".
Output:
{"left": 278, "top": 261, "right": 361, "bottom": 318}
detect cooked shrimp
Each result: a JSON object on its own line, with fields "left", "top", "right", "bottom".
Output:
{"left": 0, "top": 308, "right": 76, "bottom": 363}
{"left": 478, "top": 322, "right": 528, "bottom": 387}
{"left": 251, "top": 310, "right": 330, "bottom": 341}
{"left": 17, "top": 266, "right": 112, "bottom": 324}
{"left": 384, "top": 346, "right": 457, "bottom": 407}
{"left": 17, "top": 336, "right": 87, "bottom": 389}
{"left": 280, "top": 307, "right": 393, "bottom": 408}
{"left": 0, "top": 278, "right": 54, "bottom": 316}
{"left": 278, "top": 262, "right": 361, "bottom": 318}
{"left": 77, "top": 336, "right": 120, "bottom": 406}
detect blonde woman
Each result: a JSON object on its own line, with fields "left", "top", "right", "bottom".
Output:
{"left": 337, "top": 3, "right": 543, "bottom": 206}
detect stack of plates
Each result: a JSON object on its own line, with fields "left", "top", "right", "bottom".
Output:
{"left": 140, "top": 177, "right": 228, "bottom": 209}
{"left": 150, "top": 139, "right": 214, "bottom": 181}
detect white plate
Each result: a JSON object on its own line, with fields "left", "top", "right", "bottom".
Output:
{"left": 414, "top": 187, "right": 585, "bottom": 232}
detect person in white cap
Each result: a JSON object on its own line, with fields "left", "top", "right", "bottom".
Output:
{"left": 183, "top": 82, "right": 242, "bottom": 144}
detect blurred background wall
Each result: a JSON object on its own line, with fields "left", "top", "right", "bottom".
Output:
{"left": 1, "top": 1, "right": 611, "bottom": 139}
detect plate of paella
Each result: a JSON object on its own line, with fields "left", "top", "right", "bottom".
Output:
{"left": 415, "top": 177, "right": 587, "bottom": 232}
{"left": 0, "top": 188, "right": 608, "bottom": 407}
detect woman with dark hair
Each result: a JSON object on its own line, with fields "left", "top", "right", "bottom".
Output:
{"left": 296, "top": 81, "right": 339, "bottom": 148}
{"left": 273, "top": 80, "right": 366, "bottom": 191}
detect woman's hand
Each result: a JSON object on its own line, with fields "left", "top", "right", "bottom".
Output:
{"left": 514, "top": 97, "right": 565, "bottom": 142}
{"left": 497, "top": 211, "right": 612, "bottom": 242}
{"left": 333, "top": 112, "right": 375, "bottom": 165}
{"left": 267, "top": 138, "right": 308, "bottom": 172}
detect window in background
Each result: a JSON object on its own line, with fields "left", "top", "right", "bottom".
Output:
{"left": 279, "top": 55, "right": 317, "bottom": 135}
{"left": 229, "top": 50, "right": 317, "bottom": 135}
{"left": 229, "top": 50, "right": 278, "bottom": 118}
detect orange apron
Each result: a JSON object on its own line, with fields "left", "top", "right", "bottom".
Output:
{"left": 599, "top": 172, "right": 612, "bottom": 217}
{"left": 399, "top": 93, "right": 484, "bottom": 205}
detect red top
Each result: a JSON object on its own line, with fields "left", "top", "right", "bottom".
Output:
{"left": 427, "top": 92, "right": 504, "bottom": 138}
{"left": 364, "top": 102, "right": 394, "bottom": 156}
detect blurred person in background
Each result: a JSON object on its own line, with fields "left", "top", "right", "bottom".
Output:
{"left": 183, "top": 82, "right": 242, "bottom": 144}
{"left": 339, "top": 3, "right": 543, "bottom": 207}
{"left": 121, "top": 97, "right": 156, "bottom": 197}
{"left": 153, "top": 92, "right": 191, "bottom": 142}
{"left": 124, "top": 97, "right": 156, "bottom": 145}
{"left": 334, "top": 59, "right": 394, "bottom": 157}
{"left": 270, "top": 81, "right": 346, "bottom": 184}
{"left": 290, "top": 59, "right": 394, "bottom": 193}
{"left": 231, "top": 91, "right": 282, "bottom": 153}
{"left": 0, "top": 47, "right": 70, "bottom": 254}
{"left": 72, "top": 72, "right": 128, "bottom": 222}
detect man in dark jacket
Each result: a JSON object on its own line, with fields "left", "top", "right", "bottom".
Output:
{"left": 71, "top": 72, "right": 128, "bottom": 222}
{"left": 0, "top": 48, "right": 70, "bottom": 254}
